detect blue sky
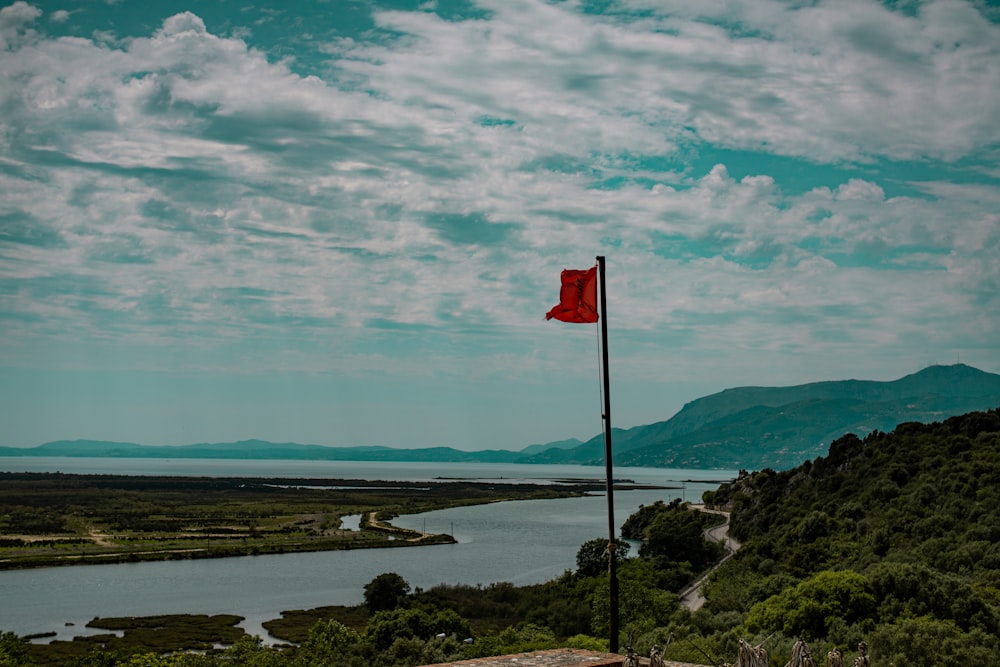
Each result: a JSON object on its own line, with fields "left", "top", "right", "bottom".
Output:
{"left": 1, "top": 0, "right": 998, "bottom": 451}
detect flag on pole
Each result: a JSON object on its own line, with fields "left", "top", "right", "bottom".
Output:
{"left": 546, "top": 266, "right": 598, "bottom": 323}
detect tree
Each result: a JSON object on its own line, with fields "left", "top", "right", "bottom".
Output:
{"left": 364, "top": 572, "right": 411, "bottom": 613}
{"left": 590, "top": 559, "right": 677, "bottom": 637}
{"left": 870, "top": 617, "right": 994, "bottom": 667}
{"left": 365, "top": 607, "right": 469, "bottom": 652}
{"left": 296, "top": 619, "right": 363, "bottom": 666}
{"left": 744, "top": 570, "right": 876, "bottom": 639}
{"left": 576, "top": 538, "right": 631, "bottom": 577}
{"left": 465, "top": 623, "right": 558, "bottom": 658}
{"left": 641, "top": 503, "right": 723, "bottom": 574}
{"left": 621, "top": 501, "right": 668, "bottom": 540}
{"left": 0, "top": 631, "right": 30, "bottom": 667}
{"left": 222, "top": 635, "right": 286, "bottom": 666}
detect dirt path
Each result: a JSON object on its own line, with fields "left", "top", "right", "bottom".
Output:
{"left": 366, "top": 511, "right": 435, "bottom": 541}
{"left": 87, "top": 526, "right": 115, "bottom": 547}
{"left": 678, "top": 504, "right": 741, "bottom": 612}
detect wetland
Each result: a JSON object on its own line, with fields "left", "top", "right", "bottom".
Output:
{"left": 0, "top": 471, "right": 607, "bottom": 570}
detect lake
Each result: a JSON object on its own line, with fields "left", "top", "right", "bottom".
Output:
{"left": 0, "top": 458, "right": 735, "bottom": 642}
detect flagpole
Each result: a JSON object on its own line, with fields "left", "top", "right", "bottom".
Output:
{"left": 596, "top": 255, "right": 619, "bottom": 654}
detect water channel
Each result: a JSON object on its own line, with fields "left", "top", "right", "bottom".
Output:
{"left": 0, "top": 459, "right": 736, "bottom": 641}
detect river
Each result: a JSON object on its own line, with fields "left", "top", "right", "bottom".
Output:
{"left": 0, "top": 458, "right": 735, "bottom": 642}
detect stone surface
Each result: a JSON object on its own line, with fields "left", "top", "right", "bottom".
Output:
{"left": 418, "top": 648, "right": 708, "bottom": 667}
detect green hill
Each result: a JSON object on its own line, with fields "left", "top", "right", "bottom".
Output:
{"left": 525, "top": 364, "right": 1000, "bottom": 470}
{"left": 697, "top": 407, "right": 1000, "bottom": 664}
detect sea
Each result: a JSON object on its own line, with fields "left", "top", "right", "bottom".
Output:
{"left": 0, "top": 458, "right": 736, "bottom": 642}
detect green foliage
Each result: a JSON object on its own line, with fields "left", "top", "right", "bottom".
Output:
{"left": 575, "top": 537, "right": 630, "bottom": 577}
{"left": 363, "top": 572, "right": 411, "bottom": 613}
{"left": 702, "top": 408, "right": 1000, "bottom": 663}
{"left": 463, "top": 623, "right": 557, "bottom": 658}
{"left": 364, "top": 607, "right": 469, "bottom": 652}
{"left": 869, "top": 617, "right": 995, "bottom": 666}
{"left": 12, "top": 408, "right": 1000, "bottom": 667}
{"left": 562, "top": 634, "right": 607, "bottom": 652}
{"left": 294, "top": 620, "right": 362, "bottom": 666}
{"left": 620, "top": 501, "right": 668, "bottom": 540}
{"left": 743, "top": 570, "right": 875, "bottom": 639}
{"left": 218, "top": 636, "right": 285, "bottom": 667}
{"left": 371, "top": 636, "right": 464, "bottom": 667}
{"left": 638, "top": 500, "right": 724, "bottom": 582}
{"left": 589, "top": 559, "right": 678, "bottom": 637}
{"left": 411, "top": 578, "right": 594, "bottom": 639}
{"left": 866, "top": 561, "right": 999, "bottom": 633}
{"left": 0, "top": 631, "right": 31, "bottom": 666}
{"left": 261, "top": 604, "right": 369, "bottom": 645}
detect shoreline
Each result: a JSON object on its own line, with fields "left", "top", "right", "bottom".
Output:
{"left": 0, "top": 471, "right": 605, "bottom": 571}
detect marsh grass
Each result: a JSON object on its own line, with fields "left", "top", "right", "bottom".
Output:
{"left": 0, "top": 473, "right": 590, "bottom": 570}
{"left": 23, "top": 614, "right": 246, "bottom": 666}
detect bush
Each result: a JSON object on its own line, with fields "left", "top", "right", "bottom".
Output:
{"left": 744, "top": 570, "right": 875, "bottom": 640}
{"left": 363, "top": 573, "right": 411, "bottom": 613}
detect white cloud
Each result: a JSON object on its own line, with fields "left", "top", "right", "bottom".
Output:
{"left": 0, "top": 1, "right": 997, "bottom": 445}
{"left": 0, "top": 0, "right": 39, "bottom": 48}
{"left": 156, "top": 11, "right": 206, "bottom": 37}
{"left": 0, "top": 0, "right": 38, "bottom": 25}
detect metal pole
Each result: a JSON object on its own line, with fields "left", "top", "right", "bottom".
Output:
{"left": 597, "top": 255, "right": 619, "bottom": 653}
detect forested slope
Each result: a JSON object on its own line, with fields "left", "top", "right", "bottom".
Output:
{"left": 525, "top": 364, "right": 1000, "bottom": 470}
{"left": 700, "top": 408, "right": 1000, "bottom": 665}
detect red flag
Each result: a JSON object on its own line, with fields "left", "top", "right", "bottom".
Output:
{"left": 546, "top": 266, "right": 599, "bottom": 323}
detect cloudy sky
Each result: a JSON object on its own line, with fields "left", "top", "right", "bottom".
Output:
{"left": 1, "top": 0, "right": 998, "bottom": 452}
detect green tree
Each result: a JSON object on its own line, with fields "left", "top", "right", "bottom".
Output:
{"left": 870, "top": 617, "right": 994, "bottom": 667}
{"left": 465, "top": 623, "right": 558, "bottom": 658}
{"left": 363, "top": 572, "right": 411, "bottom": 613}
{"left": 641, "top": 503, "right": 723, "bottom": 574}
{"left": 365, "top": 607, "right": 469, "bottom": 652}
{"left": 220, "top": 635, "right": 285, "bottom": 666}
{"left": 372, "top": 635, "right": 464, "bottom": 667}
{"left": 575, "top": 537, "right": 631, "bottom": 577}
{"left": 590, "top": 559, "right": 678, "bottom": 637}
{"left": 295, "top": 619, "right": 362, "bottom": 667}
{"left": 0, "top": 631, "right": 30, "bottom": 667}
{"left": 744, "top": 570, "right": 875, "bottom": 640}
{"left": 621, "top": 501, "right": 668, "bottom": 539}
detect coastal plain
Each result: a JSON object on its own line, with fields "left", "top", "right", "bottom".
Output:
{"left": 0, "top": 472, "right": 611, "bottom": 570}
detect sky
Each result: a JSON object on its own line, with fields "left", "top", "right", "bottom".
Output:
{"left": 1, "top": 0, "right": 999, "bottom": 452}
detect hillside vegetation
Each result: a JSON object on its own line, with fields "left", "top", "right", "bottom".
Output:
{"left": 525, "top": 364, "right": 1000, "bottom": 469}
{"left": 3, "top": 408, "right": 999, "bottom": 666}
{"left": 699, "top": 407, "right": 1000, "bottom": 665}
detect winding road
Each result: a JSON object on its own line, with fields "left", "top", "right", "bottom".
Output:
{"left": 678, "top": 504, "right": 742, "bottom": 612}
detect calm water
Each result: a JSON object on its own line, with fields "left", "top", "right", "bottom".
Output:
{"left": 0, "top": 456, "right": 734, "bottom": 485}
{"left": 0, "top": 459, "right": 735, "bottom": 641}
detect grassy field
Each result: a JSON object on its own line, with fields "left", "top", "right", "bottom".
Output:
{"left": 0, "top": 472, "right": 597, "bottom": 569}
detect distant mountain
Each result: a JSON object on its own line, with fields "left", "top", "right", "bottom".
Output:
{"left": 0, "top": 439, "right": 522, "bottom": 464}
{"left": 3, "top": 364, "right": 998, "bottom": 472}
{"left": 521, "top": 364, "right": 1000, "bottom": 470}
{"left": 517, "top": 437, "right": 584, "bottom": 457}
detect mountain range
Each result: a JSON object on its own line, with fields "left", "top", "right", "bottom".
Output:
{"left": 3, "top": 364, "right": 999, "bottom": 471}
{"left": 523, "top": 363, "right": 1000, "bottom": 470}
